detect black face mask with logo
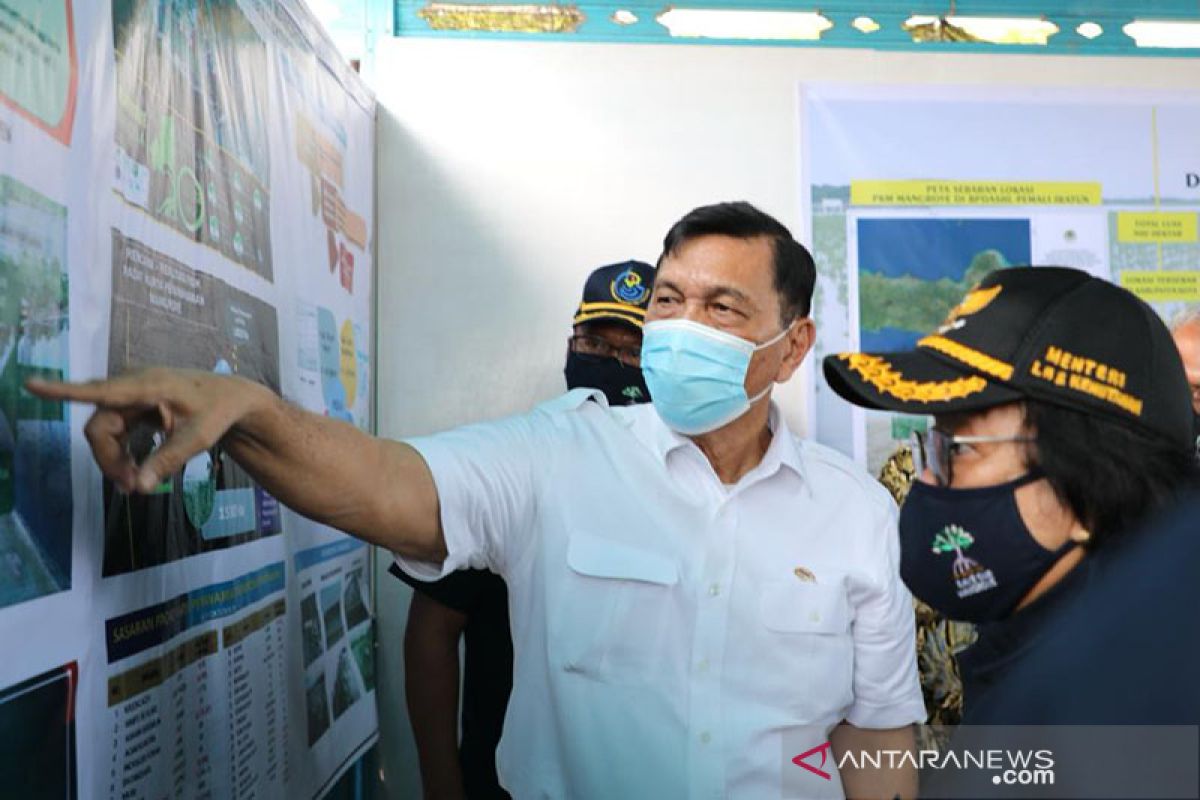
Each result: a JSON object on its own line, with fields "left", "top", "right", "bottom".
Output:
{"left": 897, "top": 472, "right": 1076, "bottom": 623}
{"left": 563, "top": 351, "right": 650, "bottom": 406}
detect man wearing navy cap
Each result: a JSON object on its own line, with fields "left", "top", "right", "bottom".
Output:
{"left": 394, "top": 260, "right": 654, "bottom": 799}
{"left": 563, "top": 260, "right": 655, "bottom": 407}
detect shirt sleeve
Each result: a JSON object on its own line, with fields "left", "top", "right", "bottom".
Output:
{"left": 387, "top": 563, "right": 501, "bottom": 615}
{"left": 392, "top": 393, "right": 593, "bottom": 582}
{"left": 844, "top": 497, "right": 928, "bottom": 729}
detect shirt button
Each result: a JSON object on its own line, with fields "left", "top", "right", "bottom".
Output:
{"left": 708, "top": 583, "right": 721, "bottom": 597}
{"left": 696, "top": 658, "right": 709, "bottom": 673}
{"left": 699, "top": 731, "right": 712, "bottom": 744}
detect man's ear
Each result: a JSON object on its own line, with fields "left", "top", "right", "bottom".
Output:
{"left": 774, "top": 318, "right": 815, "bottom": 383}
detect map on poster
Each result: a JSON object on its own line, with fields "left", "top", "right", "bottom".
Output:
{"left": 104, "top": 229, "right": 282, "bottom": 576}
{"left": 803, "top": 87, "right": 1200, "bottom": 472}
{"left": 0, "top": 0, "right": 78, "bottom": 144}
{"left": 857, "top": 218, "right": 1031, "bottom": 352}
{"left": 0, "top": 176, "right": 71, "bottom": 610}
{"left": 112, "top": 0, "right": 272, "bottom": 277}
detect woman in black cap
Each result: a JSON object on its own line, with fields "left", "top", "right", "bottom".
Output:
{"left": 823, "top": 266, "right": 1199, "bottom": 727}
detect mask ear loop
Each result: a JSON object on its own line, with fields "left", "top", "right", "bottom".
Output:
{"left": 752, "top": 319, "right": 797, "bottom": 352}
{"left": 746, "top": 319, "right": 798, "bottom": 403}
{"left": 747, "top": 383, "right": 773, "bottom": 405}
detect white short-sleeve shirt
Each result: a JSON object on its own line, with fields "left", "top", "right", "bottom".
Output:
{"left": 396, "top": 389, "right": 925, "bottom": 799}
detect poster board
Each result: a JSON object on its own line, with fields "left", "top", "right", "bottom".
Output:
{"left": 0, "top": 1, "right": 378, "bottom": 797}
{"left": 803, "top": 85, "right": 1200, "bottom": 471}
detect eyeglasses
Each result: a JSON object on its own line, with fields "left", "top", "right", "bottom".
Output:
{"left": 909, "top": 428, "right": 1035, "bottom": 488}
{"left": 569, "top": 334, "right": 641, "bottom": 368}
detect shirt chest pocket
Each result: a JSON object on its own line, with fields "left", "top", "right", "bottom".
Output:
{"left": 755, "top": 581, "right": 855, "bottom": 717}
{"left": 759, "top": 581, "right": 851, "bottom": 635}
{"left": 551, "top": 533, "right": 683, "bottom": 686}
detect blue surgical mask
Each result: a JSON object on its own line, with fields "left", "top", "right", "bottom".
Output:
{"left": 641, "top": 319, "right": 791, "bottom": 435}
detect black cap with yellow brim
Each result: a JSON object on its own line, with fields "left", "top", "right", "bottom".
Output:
{"left": 572, "top": 260, "right": 655, "bottom": 329}
{"left": 824, "top": 348, "right": 1024, "bottom": 416}
{"left": 822, "top": 266, "right": 1194, "bottom": 450}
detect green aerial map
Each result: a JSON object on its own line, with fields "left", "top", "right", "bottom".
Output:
{"left": 859, "top": 249, "right": 1011, "bottom": 338}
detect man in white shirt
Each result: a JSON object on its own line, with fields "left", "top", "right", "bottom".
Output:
{"left": 32, "top": 201, "right": 924, "bottom": 799}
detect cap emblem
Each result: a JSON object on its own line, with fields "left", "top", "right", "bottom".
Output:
{"left": 611, "top": 267, "right": 649, "bottom": 305}
{"left": 938, "top": 284, "right": 1002, "bottom": 333}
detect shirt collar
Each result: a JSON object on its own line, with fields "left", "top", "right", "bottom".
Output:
{"left": 636, "top": 401, "right": 807, "bottom": 486}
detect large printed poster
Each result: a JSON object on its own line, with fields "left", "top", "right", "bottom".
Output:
{"left": 0, "top": 2, "right": 377, "bottom": 798}
{"left": 803, "top": 86, "right": 1200, "bottom": 472}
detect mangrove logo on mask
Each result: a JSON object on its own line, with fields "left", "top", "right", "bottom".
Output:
{"left": 932, "top": 524, "right": 998, "bottom": 599}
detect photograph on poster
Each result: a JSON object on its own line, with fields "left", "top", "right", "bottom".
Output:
{"left": 300, "top": 591, "right": 324, "bottom": 668}
{"left": 103, "top": 230, "right": 281, "bottom": 576}
{"left": 305, "top": 670, "right": 330, "bottom": 746}
{"left": 0, "top": 176, "right": 71, "bottom": 610}
{"left": 112, "top": 0, "right": 272, "bottom": 277}
{"left": 0, "top": 662, "right": 78, "bottom": 800}
{"left": 342, "top": 567, "right": 369, "bottom": 630}
{"left": 330, "top": 646, "right": 362, "bottom": 720}
{"left": 349, "top": 625, "right": 375, "bottom": 694}
{"left": 319, "top": 581, "right": 344, "bottom": 649}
